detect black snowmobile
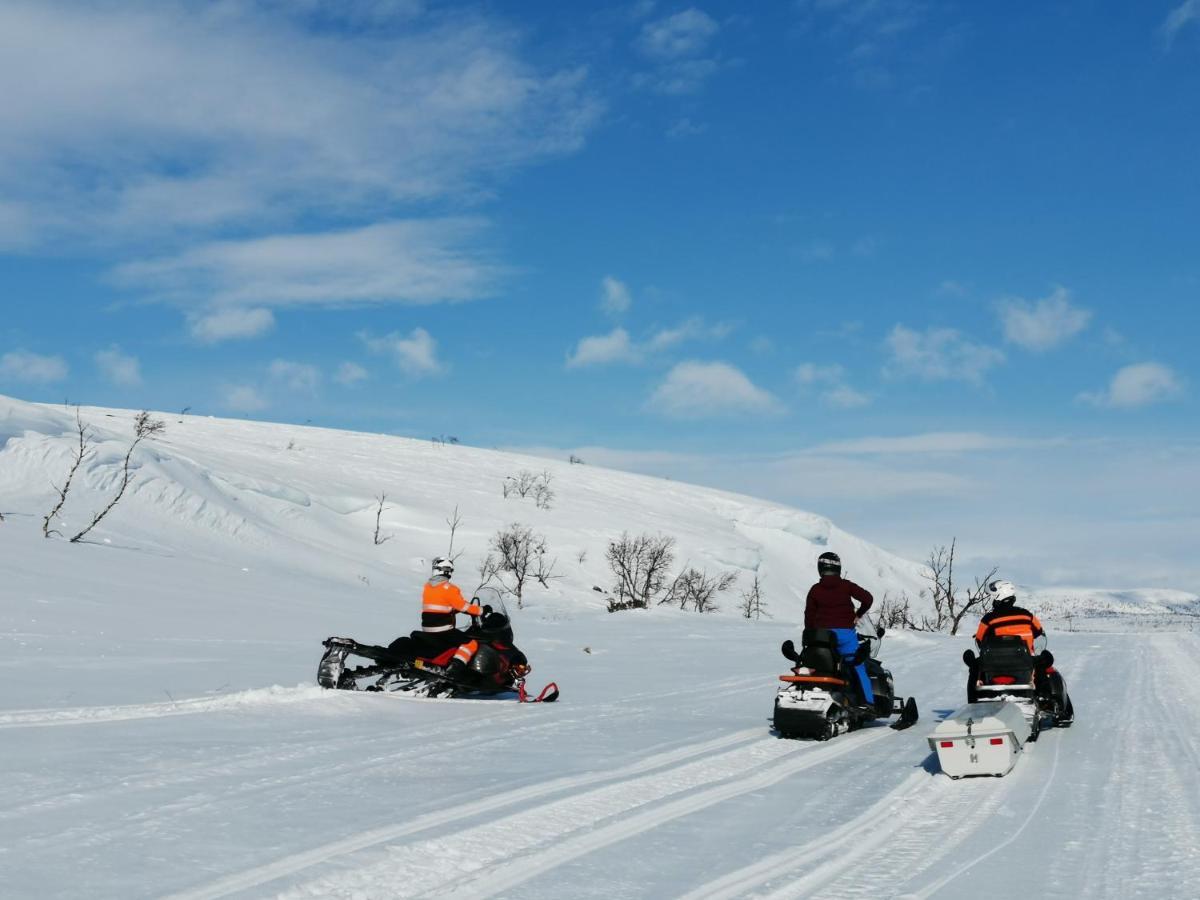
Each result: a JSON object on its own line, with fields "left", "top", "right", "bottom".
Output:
{"left": 773, "top": 623, "right": 917, "bottom": 740}
{"left": 962, "top": 634, "right": 1072, "bottom": 739}
{"left": 317, "top": 588, "right": 558, "bottom": 703}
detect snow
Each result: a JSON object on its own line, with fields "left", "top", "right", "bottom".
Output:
{"left": 1, "top": 393, "right": 1198, "bottom": 898}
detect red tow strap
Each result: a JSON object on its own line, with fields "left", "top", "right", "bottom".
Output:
{"left": 517, "top": 679, "right": 559, "bottom": 703}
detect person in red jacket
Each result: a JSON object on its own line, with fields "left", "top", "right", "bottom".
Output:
{"left": 422, "top": 557, "right": 483, "bottom": 679}
{"left": 804, "top": 551, "right": 874, "bottom": 704}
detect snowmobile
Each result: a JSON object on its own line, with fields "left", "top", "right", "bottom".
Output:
{"left": 929, "top": 635, "right": 1073, "bottom": 778}
{"left": 963, "top": 634, "right": 1073, "bottom": 739}
{"left": 773, "top": 622, "right": 918, "bottom": 740}
{"left": 317, "top": 588, "right": 558, "bottom": 703}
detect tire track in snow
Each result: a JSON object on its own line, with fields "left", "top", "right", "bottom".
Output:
{"left": 164, "top": 726, "right": 767, "bottom": 900}
{"left": 279, "top": 725, "right": 899, "bottom": 900}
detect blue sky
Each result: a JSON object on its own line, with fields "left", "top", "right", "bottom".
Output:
{"left": 2, "top": 0, "right": 1198, "bottom": 589}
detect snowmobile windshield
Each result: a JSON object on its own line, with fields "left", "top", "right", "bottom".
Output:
{"left": 472, "top": 586, "right": 508, "bottom": 618}
{"left": 857, "top": 619, "right": 883, "bottom": 658}
{"left": 1033, "top": 633, "right": 1048, "bottom": 654}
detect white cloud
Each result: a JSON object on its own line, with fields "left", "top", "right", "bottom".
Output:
{"left": 268, "top": 359, "right": 321, "bottom": 393}
{"left": 118, "top": 219, "right": 500, "bottom": 312}
{"left": 361, "top": 327, "right": 443, "bottom": 376}
{"left": 810, "top": 432, "right": 1064, "bottom": 456}
{"left": 635, "top": 8, "right": 719, "bottom": 60}
{"left": 601, "top": 276, "right": 632, "bottom": 315}
{"left": 647, "top": 318, "right": 731, "bottom": 350}
{"left": 0, "top": 350, "right": 69, "bottom": 383}
{"left": 223, "top": 384, "right": 268, "bottom": 413}
{"left": 884, "top": 324, "right": 1005, "bottom": 384}
{"left": 647, "top": 360, "right": 783, "bottom": 419}
{"left": 94, "top": 345, "right": 142, "bottom": 387}
{"left": 1162, "top": 1, "right": 1200, "bottom": 47}
{"left": 0, "top": 2, "right": 599, "bottom": 246}
{"left": 795, "top": 362, "right": 870, "bottom": 409}
{"left": 334, "top": 362, "right": 369, "bottom": 386}
{"left": 566, "top": 328, "right": 638, "bottom": 368}
{"left": 998, "top": 286, "right": 1091, "bottom": 351}
{"left": 633, "top": 8, "right": 722, "bottom": 94}
{"left": 189, "top": 307, "right": 276, "bottom": 344}
{"left": 1079, "top": 362, "right": 1185, "bottom": 409}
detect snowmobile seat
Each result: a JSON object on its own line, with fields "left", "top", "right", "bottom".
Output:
{"left": 978, "top": 636, "right": 1035, "bottom": 685}
{"left": 799, "top": 628, "right": 842, "bottom": 674}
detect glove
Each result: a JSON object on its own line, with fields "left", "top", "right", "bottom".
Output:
{"left": 482, "top": 605, "right": 493, "bottom": 616}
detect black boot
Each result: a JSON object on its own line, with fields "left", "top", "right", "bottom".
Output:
{"left": 446, "top": 658, "right": 468, "bottom": 681}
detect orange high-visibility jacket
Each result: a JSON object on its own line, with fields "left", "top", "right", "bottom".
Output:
{"left": 974, "top": 606, "right": 1044, "bottom": 653}
{"left": 421, "top": 578, "right": 483, "bottom": 633}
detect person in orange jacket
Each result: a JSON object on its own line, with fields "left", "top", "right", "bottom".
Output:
{"left": 422, "top": 557, "right": 483, "bottom": 679}
{"left": 973, "top": 580, "right": 1044, "bottom": 652}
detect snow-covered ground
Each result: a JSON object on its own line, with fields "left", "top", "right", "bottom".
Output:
{"left": 2, "top": 395, "right": 1198, "bottom": 898}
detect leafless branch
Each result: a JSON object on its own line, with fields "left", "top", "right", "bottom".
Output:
{"left": 373, "top": 493, "right": 393, "bottom": 545}
{"left": 605, "top": 532, "right": 676, "bottom": 610}
{"left": 68, "top": 412, "right": 165, "bottom": 544}
{"left": 43, "top": 408, "right": 91, "bottom": 539}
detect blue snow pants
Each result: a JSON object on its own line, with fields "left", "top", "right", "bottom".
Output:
{"left": 831, "top": 628, "right": 874, "bottom": 704}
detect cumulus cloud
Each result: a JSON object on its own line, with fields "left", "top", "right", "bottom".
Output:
{"left": 647, "top": 318, "right": 731, "bottom": 350}
{"left": 0, "top": 2, "right": 599, "bottom": 246}
{"left": 334, "top": 362, "right": 369, "bottom": 386}
{"left": 795, "top": 362, "right": 870, "bottom": 409}
{"left": 188, "top": 307, "right": 276, "bottom": 344}
{"left": 118, "top": 219, "right": 501, "bottom": 313}
{"left": 998, "top": 287, "right": 1091, "bottom": 351}
{"left": 647, "top": 360, "right": 783, "bottom": 419}
{"left": 601, "top": 276, "right": 632, "bottom": 315}
{"left": 1079, "top": 362, "right": 1184, "bottom": 409}
{"left": 94, "top": 345, "right": 142, "bottom": 387}
{"left": 884, "top": 324, "right": 1005, "bottom": 384}
{"left": 268, "top": 359, "right": 321, "bottom": 393}
{"left": 0, "top": 350, "right": 69, "bottom": 383}
{"left": 361, "top": 327, "right": 443, "bottom": 376}
{"left": 567, "top": 328, "right": 638, "bottom": 368}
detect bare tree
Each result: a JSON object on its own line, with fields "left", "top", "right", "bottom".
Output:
{"left": 874, "top": 591, "right": 914, "bottom": 629}
{"left": 568, "top": 454, "right": 585, "bottom": 465}
{"left": 445, "top": 504, "right": 464, "bottom": 560}
{"left": 490, "top": 523, "right": 548, "bottom": 608}
{"left": 912, "top": 539, "right": 997, "bottom": 635}
{"left": 475, "top": 553, "right": 504, "bottom": 595}
{"left": 69, "top": 411, "right": 166, "bottom": 544}
{"left": 738, "top": 573, "right": 771, "bottom": 620}
{"left": 605, "top": 532, "right": 676, "bottom": 610}
{"left": 664, "top": 566, "right": 737, "bottom": 613}
{"left": 43, "top": 408, "right": 91, "bottom": 538}
{"left": 373, "top": 493, "right": 392, "bottom": 545}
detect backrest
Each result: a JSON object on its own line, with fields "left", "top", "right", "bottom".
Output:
{"left": 800, "top": 628, "right": 841, "bottom": 673}
{"left": 978, "top": 635, "right": 1035, "bottom": 682}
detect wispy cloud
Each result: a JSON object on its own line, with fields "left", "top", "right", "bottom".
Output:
{"left": 334, "top": 362, "right": 369, "bottom": 386}
{"left": 794, "top": 362, "right": 870, "bottom": 408}
{"left": 94, "top": 345, "right": 142, "bottom": 387}
{"left": 117, "top": 219, "right": 501, "bottom": 315}
{"left": 361, "top": 327, "right": 444, "bottom": 377}
{"left": 188, "top": 308, "right": 276, "bottom": 344}
{"left": 0, "top": 350, "right": 69, "bottom": 383}
{"left": 647, "top": 360, "right": 783, "bottom": 418}
{"left": 268, "top": 359, "right": 321, "bottom": 394}
{"left": 601, "top": 276, "right": 632, "bottom": 315}
{"left": 998, "top": 286, "right": 1091, "bottom": 351}
{"left": 793, "top": 0, "right": 933, "bottom": 89}
{"left": 1079, "top": 362, "right": 1185, "bottom": 409}
{"left": 809, "top": 432, "right": 1064, "bottom": 455}
{"left": 884, "top": 324, "right": 1004, "bottom": 384}
{"left": 567, "top": 318, "right": 730, "bottom": 368}
{"left": 0, "top": 2, "right": 600, "bottom": 247}
{"left": 222, "top": 384, "right": 268, "bottom": 413}
{"left": 1162, "top": 1, "right": 1200, "bottom": 47}
{"left": 633, "top": 8, "right": 723, "bottom": 94}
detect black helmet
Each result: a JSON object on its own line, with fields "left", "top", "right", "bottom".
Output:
{"left": 817, "top": 551, "right": 841, "bottom": 577}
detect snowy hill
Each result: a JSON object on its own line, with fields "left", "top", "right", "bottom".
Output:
{"left": 3, "top": 394, "right": 1199, "bottom": 899}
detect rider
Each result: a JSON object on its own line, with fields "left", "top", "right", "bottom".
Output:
{"left": 804, "top": 552, "right": 875, "bottom": 706}
{"left": 422, "top": 557, "right": 483, "bottom": 679}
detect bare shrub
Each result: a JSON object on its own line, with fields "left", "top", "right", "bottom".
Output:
{"left": 69, "top": 411, "right": 166, "bottom": 544}
{"left": 373, "top": 493, "right": 392, "bottom": 545}
{"left": 911, "top": 539, "right": 997, "bottom": 635}
{"left": 874, "top": 591, "right": 914, "bottom": 629}
{"left": 502, "top": 469, "right": 554, "bottom": 509}
{"left": 664, "top": 567, "right": 737, "bottom": 613}
{"left": 43, "top": 408, "right": 91, "bottom": 538}
{"left": 445, "top": 504, "right": 464, "bottom": 561}
{"left": 738, "top": 573, "right": 770, "bottom": 620}
{"left": 605, "top": 532, "right": 676, "bottom": 611}
{"left": 569, "top": 454, "right": 585, "bottom": 465}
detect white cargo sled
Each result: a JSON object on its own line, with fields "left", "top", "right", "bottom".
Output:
{"left": 928, "top": 700, "right": 1032, "bottom": 778}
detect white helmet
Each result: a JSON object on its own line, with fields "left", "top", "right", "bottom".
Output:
{"left": 986, "top": 579, "right": 1017, "bottom": 607}
{"left": 431, "top": 556, "right": 454, "bottom": 578}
